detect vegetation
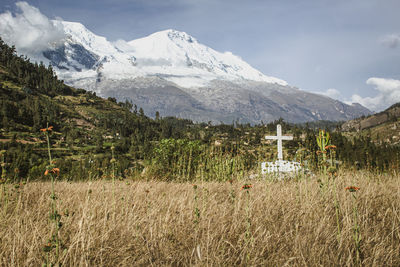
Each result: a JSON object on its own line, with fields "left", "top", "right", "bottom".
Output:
{"left": 1, "top": 172, "right": 399, "bottom": 265}
{"left": 1, "top": 37, "right": 400, "bottom": 183}
{"left": 1, "top": 37, "right": 400, "bottom": 266}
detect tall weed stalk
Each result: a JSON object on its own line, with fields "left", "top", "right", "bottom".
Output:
{"left": 41, "top": 125, "right": 62, "bottom": 265}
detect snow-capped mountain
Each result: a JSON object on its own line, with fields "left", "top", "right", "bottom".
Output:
{"left": 35, "top": 21, "right": 371, "bottom": 123}
{"left": 45, "top": 21, "right": 287, "bottom": 88}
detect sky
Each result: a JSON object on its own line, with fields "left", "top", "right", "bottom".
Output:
{"left": 1, "top": 0, "right": 400, "bottom": 111}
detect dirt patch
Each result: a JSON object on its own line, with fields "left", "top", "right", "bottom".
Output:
{"left": 71, "top": 118, "right": 94, "bottom": 130}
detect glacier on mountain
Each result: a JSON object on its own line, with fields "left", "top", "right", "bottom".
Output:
{"left": 46, "top": 22, "right": 287, "bottom": 89}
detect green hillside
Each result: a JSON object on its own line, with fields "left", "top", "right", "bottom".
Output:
{"left": 0, "top": 37, "right": 199, "bottom": 179}
{"left": 0, "top": 37, "right": 399, "bottom": 182}
{"left": 342, "top": 103, "right": 400, "bottom": 145}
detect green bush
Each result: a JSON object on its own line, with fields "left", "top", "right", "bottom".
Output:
{"left": 150, "top": 138, "right": 203, "bottom": 181}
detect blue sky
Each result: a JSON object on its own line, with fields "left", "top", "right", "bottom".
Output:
{"left": 1, "top": 0, "right": 400, "bottom": 111}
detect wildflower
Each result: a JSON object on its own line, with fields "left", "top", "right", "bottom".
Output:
{"left": 44, "top": 168, "right": 60, "bottom": 176}
{"left": 43, "top": 242, "right": 53, "bottom": 252}
{"left": 51, "top": 168, "right": 60, "bottom": 176}
{"left": 40, "top": 126, "right": 53, "bottom": 132}
{"left": 325, "top": 145, "right": 337, "bottom": 150}
{"left": 110, "top": 158, "right": 117, "bottom": 164}
{"left": 345, "top": 186, "right": 360, "bottom": 192}
{"left": 327, "top": 166, "right": 337, "bottom": 175}
{"left": 241, "top": 184, "right": 252, "bottom": 190}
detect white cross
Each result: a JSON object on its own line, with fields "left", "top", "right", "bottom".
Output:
{"left": 265, "top": 124, "right": 293, "bottom": 161}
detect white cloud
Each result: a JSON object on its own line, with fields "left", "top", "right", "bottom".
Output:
{"left": 314, "top": 88, "right": 346, "bottom": 102}
{"left": 319, "top": 88, "right": 343, "bottom": 100}
{"left": 316, "top": 79, "right": 400, "bottom": 112}
{"left": 350, "top": 78, "right": 400, "bottom": 111}
{"left": 0, "top": 1, "right": 65, "bottom": 54}
{"left": 380, "top": 34, "right": 400, "bottom": 49}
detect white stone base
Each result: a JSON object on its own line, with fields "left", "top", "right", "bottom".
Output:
{"left": 261, "top": 160, "right": 302, "bottom": 174}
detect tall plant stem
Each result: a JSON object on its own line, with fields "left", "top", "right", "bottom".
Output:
{"left": 352, "top": 194, "right": 361, "bottom": 265}
{"left": 44, "top": 125, "right": 60, "bottom": 263}
{"left": 111, "top": 144, "right": 116, "bottom": 220}
{"left": 332, "top": 180, "right": 341, "bottom": 242}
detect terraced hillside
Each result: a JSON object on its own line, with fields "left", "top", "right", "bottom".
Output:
{"left": 342, "top": 103, "right": 400, "bottom": 145}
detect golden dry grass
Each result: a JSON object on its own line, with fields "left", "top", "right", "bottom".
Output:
{"left": 1, "top": 171, "right": 399, "bottom": 266}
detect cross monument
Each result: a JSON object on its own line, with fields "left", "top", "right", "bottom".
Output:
{"left": 265, "top": 124, "right": 293, "bottom": 161}
{"left": 261, "top": 124, "right": 301, "bottom": 175}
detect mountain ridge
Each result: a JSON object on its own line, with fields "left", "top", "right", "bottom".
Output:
{"left": 21, "top": 20, "right": 371, "bottom": 124}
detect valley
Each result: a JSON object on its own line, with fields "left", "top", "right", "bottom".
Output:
{"left": 0, "top": 4, "right": 399, "bottom": 265}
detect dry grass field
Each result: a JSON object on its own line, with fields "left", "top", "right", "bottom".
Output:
{"left": 0, "top": 170, "right": 399, "bottom": 266}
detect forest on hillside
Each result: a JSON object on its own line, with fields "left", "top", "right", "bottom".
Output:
{"left": 0, "top": 37, "right": 399, "bottom": 182}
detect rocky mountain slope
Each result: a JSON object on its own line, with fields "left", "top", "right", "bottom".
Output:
{"left": 342, "top": 103, "right": 400, "bottom": 131}
{"left": 25, "top": 21, "right": 372, "bottom": 124}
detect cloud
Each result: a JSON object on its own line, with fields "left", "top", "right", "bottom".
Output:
{"left": 350, "top": 78, "right": 400, "bottom": 111}
{"left": 0, "top": 1, "right": 65, "bottom": 54}
{"left": 317, "top": 88, "right": 344, "bottom": 101}
{"left": 380, "top": 34, "right": 400, "bottom": 48}
{"left": 318, "top": 79, "right": 400, "bottom": 112}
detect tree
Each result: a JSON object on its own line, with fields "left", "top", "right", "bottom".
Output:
{"left": 139, "top": 107, "right": 145, "bottom": 118}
